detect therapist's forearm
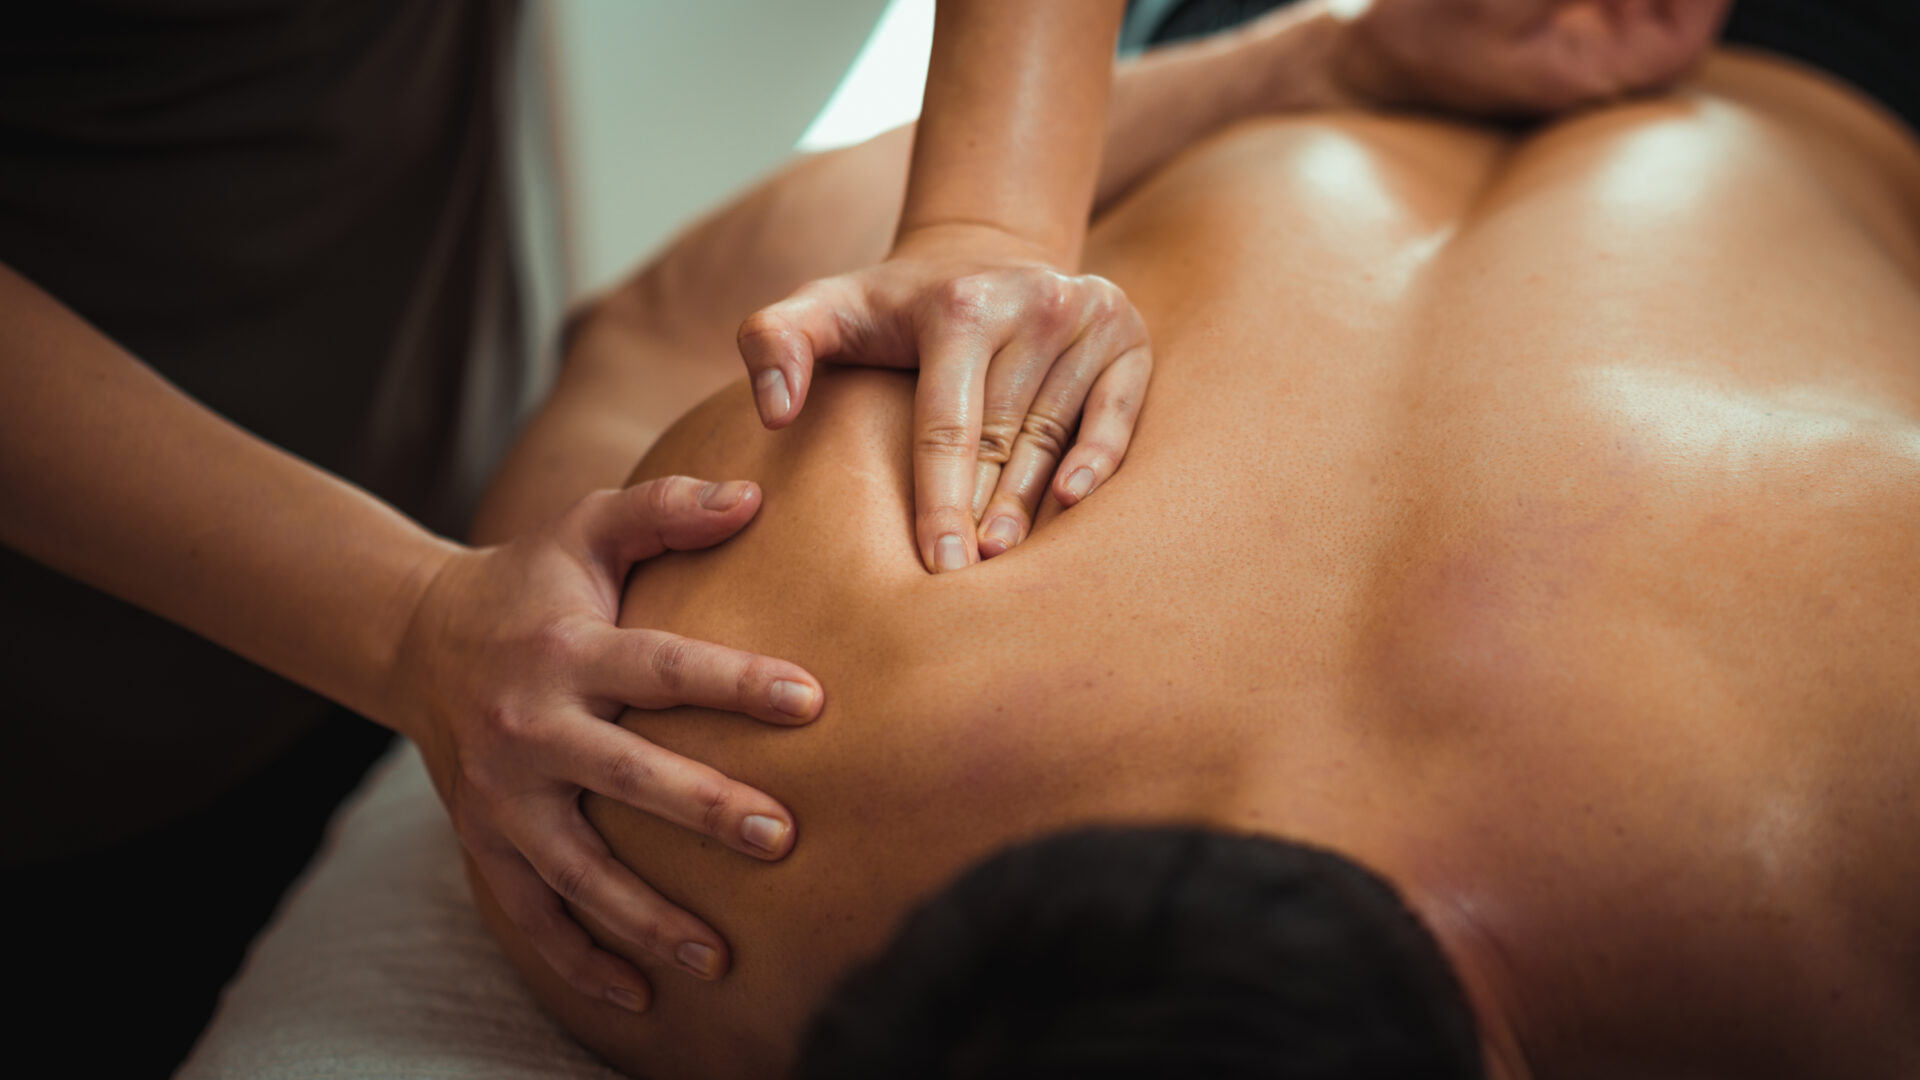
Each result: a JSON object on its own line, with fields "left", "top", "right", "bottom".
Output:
{"left": 0, "top": 262, "right": 455, "bottom": 731}
{"left": 899, "top": 0, "right": 1128, "bottom": 266}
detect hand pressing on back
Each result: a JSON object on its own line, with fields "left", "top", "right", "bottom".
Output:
{"left": 736, "top": 2, "right": 1147, "bottom": 573}
{"left": 737, "top": 223, "right": 1149, "bottom": 572}
{"left": 396, "top": 476, "right": 823, "bottom": 1014}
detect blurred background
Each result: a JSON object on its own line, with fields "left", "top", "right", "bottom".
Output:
{"left": 517, "top": 0, "right": 937, "bottom": 351}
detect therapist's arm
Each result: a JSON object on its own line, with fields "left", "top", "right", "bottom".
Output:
{"left": 896, "top": 0, "right": 1126, "bottom": 268}
{"left": 480, "top": 1, "right": 1356, "bottom": 542}
{"left": 0, "top": 262, "right": 821, "bottom": 1013}
{"left": 738, "top": 0, "right": 1147, "bottom": 573}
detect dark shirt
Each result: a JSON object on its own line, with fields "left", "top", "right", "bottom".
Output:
{"left": 0, "top": 0, "right": 526, "bottom": 860}
{"left": 1720, "top": 0, "right": 1919, "bottom": 138}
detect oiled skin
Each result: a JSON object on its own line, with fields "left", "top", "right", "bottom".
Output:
{"left": 476, "top": 55, "right": 1920, "bottom": 1079}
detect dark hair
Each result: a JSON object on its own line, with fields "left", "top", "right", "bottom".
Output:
{"left": 792, "top": 826, "right": 1485, "bottom": 1079}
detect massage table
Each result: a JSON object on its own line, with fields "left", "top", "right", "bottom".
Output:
{"left": 177, "top": 744, "right": 623, "bottom": 1079}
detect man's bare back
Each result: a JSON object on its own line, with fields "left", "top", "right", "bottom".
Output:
{"left": 474, "top": 52, "right": 1920, "bottom": 1079}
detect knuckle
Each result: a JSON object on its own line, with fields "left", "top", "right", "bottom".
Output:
{"left": 478, "top": 697, "right": 536, "bottom": 747}
{"left": 605, "top": 746, "right": 659, "bottom": 800}
{"left": 1038, "top": 272, "right": 1071, "bottom": 309}
{"left": 933, "top": 275, "right": 995, "bottom": 323}
{"left": 549, "top": 859, "right": 596, "bottom": 906}
{"left": 915, "top": 421, "right": 977, "bottom": 457}
{"left": 976, "top": 419, "right": 1018, "bottom": 464}
{"left": 1023, "top": 273, "right": 1073, "bottom": 333}
{"left": 1018, "top": 412, "right": 1072, "bottom": 460}
{"left": 647, "top": 634, "right": 695, "bottom": 693}
{"left": 1094, "top": 377, "right": 1146, "bottom": 423}
{"left": 734, "top": 655, "right": 771, "bottom": 705}
{"left": 641, "top": 475, "right": 690, "bottom": 520}
{"left": 735, "top": 308, "right": 786, "bottom": 350}
{"left": 1081, "top": 276, "right": 1127, "bottom": 323}
{"left": 627, "top": 919, "right": 672, "bottom": 959}
{"left": 528, "top": 616, "right": 586, "bottom": 667}
{"left": 694, "top": 780, "right": 734, "bottom": 837}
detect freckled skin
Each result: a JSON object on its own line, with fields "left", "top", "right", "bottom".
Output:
{"left": 473, "top": 55, "right": 1920, "bottom": 1080}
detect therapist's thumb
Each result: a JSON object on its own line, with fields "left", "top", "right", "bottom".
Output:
{"left": 566, "top": 476, "right": 763, "bottom": 571}
{"left": 737, "top": 277, "right": 868, "bottom": 429}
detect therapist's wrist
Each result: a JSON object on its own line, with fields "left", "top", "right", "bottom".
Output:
{"left": 369, "top": 533, "right": 467, "bottom": 742}
{"left": 889, "top": 220, "right": 1066, "bottom": 273}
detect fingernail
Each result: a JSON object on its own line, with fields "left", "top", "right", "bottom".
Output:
{"left": 755, "top": 367, "right": 791, "bottom": 420}
{"left": 677, "top": 942, "right": 720, "bottom": 979}
{"left": 981, "top": 516, "right": 1021, "bottom": 553}
{"left": 1064, "top": 467, "right": 1097, "bottom": 500}
{"left": 742, "top": 813, "right": 790, "bottom": 855}
{"left": 770, "top": 679, "right": 818, "bottom": 718}
{"left": 935, "top": 534, "right": 968, "bottom": 573}
{"left": 606, "top": 986, "right": 646, "bottom": 1012}
{"left": 699, "top": 480, "right": 750, "bottom": 510}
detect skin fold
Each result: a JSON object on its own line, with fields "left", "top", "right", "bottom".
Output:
{"left": 472, "top": 51, "right": 1920, "bottom": 1080}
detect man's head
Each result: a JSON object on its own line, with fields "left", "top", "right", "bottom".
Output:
{"left": 793, "top": 825, "right": 1484, "bottom": 1079}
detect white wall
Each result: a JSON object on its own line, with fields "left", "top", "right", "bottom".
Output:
{"left": 541, "top": 0, "right": 896, "bottom": 298}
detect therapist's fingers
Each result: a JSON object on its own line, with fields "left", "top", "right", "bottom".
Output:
{"left": 555, "top": 710, "right": 798, "bottom": 861}
{"left": 513, "top": 804, "right": 734, "bottom": 983}
{"left": 970, "top": 317, "right": 1078, "bottom": 524}
{"left": 564, "top": 476, "right": 763, "bottom": 572}
{"left": 911, "top": 312, "right": 1006, "bottom": 574}
{"left": 467, "top": 838, "right": 657, "bottom": 1013}
{"left": 978, "top": 296, "right": 1151, "bottom": 556}
{"left": 1053, "top": 341, "right": 1152, "bottom": 507}
{"left": 737, "top": 276, "right": 877, "bottom": 429}
{"left": 586, "top": 625, "right": 822, "bottom": 726}
{"left": 971, "top": 363, "right": 1069, "bottom": 555}
{"left": 974, "top": 337, "right": 1099, "bottom": 556}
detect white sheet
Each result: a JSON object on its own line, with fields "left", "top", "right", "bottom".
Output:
{"left": 178, "top": 743, "right": 622, "bottom": 1080}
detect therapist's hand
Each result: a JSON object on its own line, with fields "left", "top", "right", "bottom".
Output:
{"left": 1329, "top": 0, "right": 1731, "bottom": 115}
{"left": 392, "top": 476, "right": 822, "bottom": 1013}
{"left": 737, "top": 223, "right": 1151, "bottom": 572}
